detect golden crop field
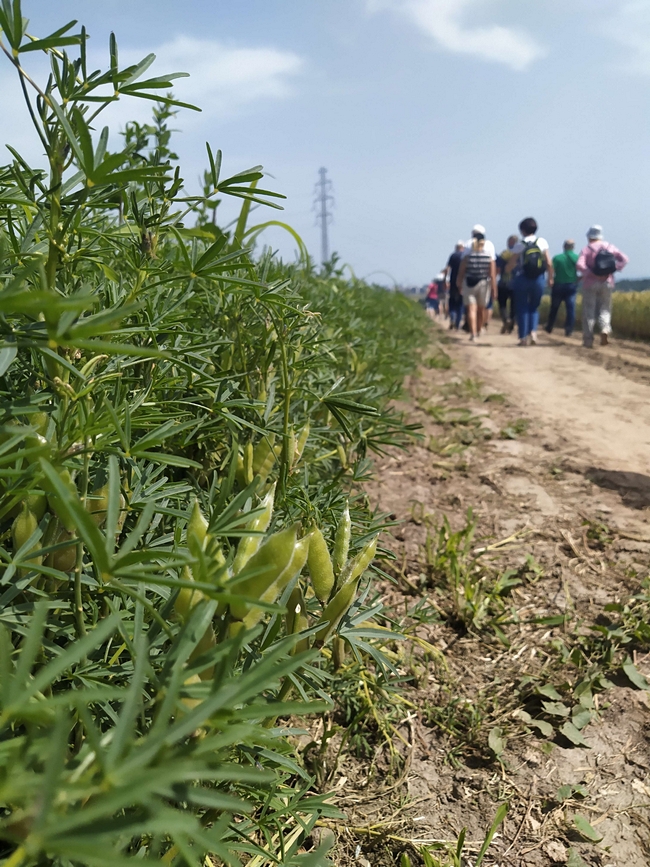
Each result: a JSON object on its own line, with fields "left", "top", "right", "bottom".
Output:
{"left": 540, "top": 291, "right": 650, "bottom": 341}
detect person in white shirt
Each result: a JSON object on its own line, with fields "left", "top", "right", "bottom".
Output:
{"left": 457, "top": 225, "right": 497, "bottom": 343}
{"left": 505, "top": 217, "right": 554, "bottom": 346}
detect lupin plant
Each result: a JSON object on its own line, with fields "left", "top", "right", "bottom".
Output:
{"left": 0, "top": 3, "right": 428, "bottom": 865}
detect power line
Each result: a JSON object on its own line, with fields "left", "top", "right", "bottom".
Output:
{"left": 313, "top": 167, "right": 334, "bottom": 265}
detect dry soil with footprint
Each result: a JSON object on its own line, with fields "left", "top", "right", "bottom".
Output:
{"left": 325, "top": 326, "right": 650, "bottom": 867}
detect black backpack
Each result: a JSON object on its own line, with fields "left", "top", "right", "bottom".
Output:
{"left": 521, "top": 239, "right": 547, "bottom": 279}
{"left": 592, "top": 248, "right": 617, "bottom": 277}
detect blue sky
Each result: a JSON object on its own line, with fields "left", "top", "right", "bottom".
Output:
{"left": 2, "top": 1, "right": 650, "bottom": 282}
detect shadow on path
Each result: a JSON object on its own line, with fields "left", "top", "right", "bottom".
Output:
{"left": 587, "top": 468, "right": 650, "bottom": 509}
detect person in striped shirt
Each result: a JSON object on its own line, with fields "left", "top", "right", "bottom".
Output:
{"left": 457, "top": 225, "right": 497, "bottom": 343}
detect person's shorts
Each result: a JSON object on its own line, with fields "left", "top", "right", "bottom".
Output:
{"left": 425, "top": 298, "right": 439, "bottom": 312}
{"left": 462, "top": 279, "right": 490, "bottom": 307}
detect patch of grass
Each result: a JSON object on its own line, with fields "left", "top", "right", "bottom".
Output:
{"left": 442, "top": 377, "right": 483, "bottom": 400}
{"left": 425, "top": 349, "right": 453, "bottom": 370}
{"left": 500, "top": 417, "right": 530, "bottom": 439}
{"left": 422, "top": 512, "right": 521, "bottom": 638}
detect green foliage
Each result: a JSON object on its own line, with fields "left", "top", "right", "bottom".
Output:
{"left": 0, "top": 5, "right": 428, "bottom": 865}
{"left": 422, "top": 512, "right": 520, "bottom": 637}
{"left": 418, "top": 803, "right": 508, "bottom": 867}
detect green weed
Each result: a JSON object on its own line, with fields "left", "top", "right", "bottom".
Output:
{"left": 500, "top": 418, "right": 530, "bottom": 439}
{"left": 424, "top": 349, "right": 453, "bottom": 370}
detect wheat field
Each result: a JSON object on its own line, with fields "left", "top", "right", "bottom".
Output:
{"left": 539, "top": 291, "right": 650, "bottom": 340}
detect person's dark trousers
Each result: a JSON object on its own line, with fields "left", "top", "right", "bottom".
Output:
{"left": 512, "top": 274, "right": 545, "bottom": 339}
{"left": 546, "top": 282, "right": 578, "bottom": 336}
{"left": 497, "top": 281, "right": 515, "bottom": 324}
{"left": 448, "top": 293, "right": 464, "bottom": 329}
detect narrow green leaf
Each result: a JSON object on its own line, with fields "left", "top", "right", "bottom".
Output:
{"left": 40, "top": 460, "right": 111, "bottom": 573}
{"left": 475, "top": 802, "right": 508, "bottom": 867}
{"left": 0, "top": 341, "right": 17, "bottom": 376}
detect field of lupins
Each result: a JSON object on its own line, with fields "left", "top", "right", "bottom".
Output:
{"left": 0, "top": 7, "right": 428, "bottom": 866}
{"left": 540, "top": 291, "right": 650, "bottom": 340}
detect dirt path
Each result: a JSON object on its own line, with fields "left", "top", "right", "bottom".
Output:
{"left": 331, "top": 326, "right": 650, "bottom": 867}
{"left": 450, "top": 328, "right": 650, "bottom": 476}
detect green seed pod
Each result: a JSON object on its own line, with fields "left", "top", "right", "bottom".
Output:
{"left": 307, "top": 527, "right": 335, "bottom": 604}
{"left": 181, "top": 672, "right": 203, "bottom": 710}
{"left": 189, "top": 623, "right": 216, "bottom": 680}
{"left": 187, "top": 500, "right": 209, "bottom": 558}
{"left": 45, "top": 469, "right": 77, "bottom": 532}
{"left": 294, "top": 422, "right": 310, "bottom": 464}
{"left": 12, "top": 504, "right": 38, "bottom": 551}
{"left": 336, "top": 444, "right": 347, "bottom": 469}
{"left": 229, "top": 523, "right": 299, "bottom": 621}
{"left": 31, "top": 412, "right": 49, "bottom": 436}
{"left": 86, "top": 483, "right": 109, "bottom": 527}
{"left": 243, "top": 441, "right": 254, "bottom": 485}
{"left": 26, "top": 492, "right": 47, "bottom": 522}
{"left": 332, "top": 506, "right": 351, "bottom": 577}
{"left": 46, "top": 526, "right": 76, "bottom": 573}
{"left": 174, "top": 565, "right": 204, "bottom": 623}
{"left": 332, "top": 635, "right": 346, "bottom": 670}
{"left": 241, "top": 535, "right": 309, "bottom": 630}
{"left": 211, "top": 542, "right": 227, "bottom": 573}
{"left": 314, "top": 574, "right": 361, "bottom": 646}
{"left": 232, "top": 484, "right": 276, "bottom": 575}
{"left": 228, "top": 620, "right": 245, "bottom": 639}
{"left": 24, "top": 434, "right": 51, "bottom": 464}
{"left": 286, "top": 585, "right": 305, "bottom": 635}
{"left": 12, "top": 505, "right": 42, "bottom": 573}
{"left": 235, "top": 452, "right": 246, "bottom": 487}
{"left": 286, "top": 586, "right": 310, "bottom": 656}
{"left": 338, "top": 536, "right": 378, "bottom": 587}
{"left": 252, "top": 434, "right": 276, "bottom": 482}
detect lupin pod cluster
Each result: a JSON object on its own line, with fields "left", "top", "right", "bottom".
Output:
{"left": 172, "top": 484, "right": 378, "bottom": 669}
{"left": 3, "top": 424, "right": 128, "bottom": 581}
{"left": 235, "top": 423, "right": 310, "bottom": 487}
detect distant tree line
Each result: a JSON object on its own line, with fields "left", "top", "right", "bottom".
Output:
{"left": 616, "top": 278, "right": 650, "bottom": 292}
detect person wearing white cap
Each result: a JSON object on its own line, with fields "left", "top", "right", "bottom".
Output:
{"left": 457, "top": 225, "right": 497, "bottom": 342}
{"left": 576, "top": 226, "right": 628, "bottom": 348}
{"left": 464, "top": 225, "right": 496, "bottom": 259}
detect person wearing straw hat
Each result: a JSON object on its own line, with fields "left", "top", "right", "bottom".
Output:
{"left": 576, "top": 226, "right": 628, "bottom": 348}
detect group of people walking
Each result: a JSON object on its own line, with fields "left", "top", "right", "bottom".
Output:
{"left": 425, "top": 218, "right": 628, "bottom": 348}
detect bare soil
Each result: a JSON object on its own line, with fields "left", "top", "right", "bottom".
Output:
{"left": 320, "top": 324, "right": 650, "bottom": 867}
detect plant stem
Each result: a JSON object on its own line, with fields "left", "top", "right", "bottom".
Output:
{"left": 278, "top": 333, "right": 291, "bottom": 495}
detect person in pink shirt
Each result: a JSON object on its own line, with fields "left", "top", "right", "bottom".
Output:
{"left": 577, "top": 225, "right": 628, "bottom": 348}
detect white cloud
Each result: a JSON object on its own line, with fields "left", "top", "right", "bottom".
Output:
{"left": 605, "top": 1, "right": 650, "bottom": 74}
{"left": 105, "top": 36, "right": 304, "bottom": 129}
{"left": 0, "top": 36, "right": 304, "bottom": 165}
{"left": 367, "top": 0, "right": 547, "bottom": 71}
